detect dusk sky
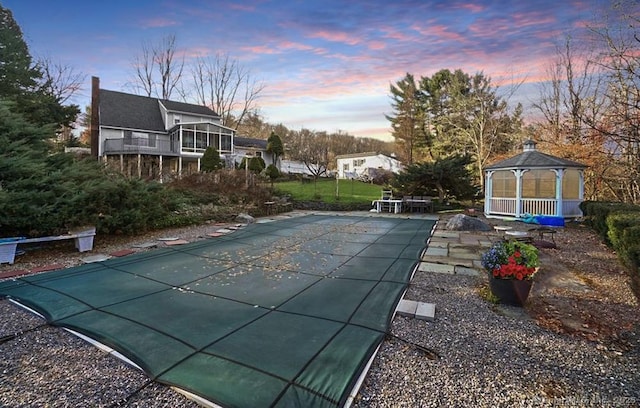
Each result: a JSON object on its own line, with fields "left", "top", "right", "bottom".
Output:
{"left": 4, "top": 0, "right": 611, "bottom": 140}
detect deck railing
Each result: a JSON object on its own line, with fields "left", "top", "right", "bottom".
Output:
{"left": 103, "top": 138, "right": 179, "bottom": 156}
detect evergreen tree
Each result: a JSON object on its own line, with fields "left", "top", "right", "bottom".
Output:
{"left": 266, "top": 132, "right": 284, "bottom": 166}
{"left": 0, "top": 4, "right": 40, "bottom": 97}
{"left": 390, "top": 154, "right": 477, "bottom": 201}
{"left": 0, "top": 4, "right": 79, "bottom": 129}
{"left": 201, "top": 146, "right": 224, "bottom": 172}
{"left": 385, "top": 73, "right": 426, "bottom": 164}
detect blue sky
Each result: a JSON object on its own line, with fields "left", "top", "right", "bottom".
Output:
{"left": 4, "top": 0, "right": 607, "bottom": 140}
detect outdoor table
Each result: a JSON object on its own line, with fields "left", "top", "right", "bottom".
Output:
{"left": 529, "top": 226, "right": 559, "bottom": 243}
{"left": 403, "top": 199, "right": 433, "bottom": 213}
{"left": 372, "top": 199, "right": 403, "bottom": 214}
{"left": 505, "top": 230, "right": 533, "bottom": 243}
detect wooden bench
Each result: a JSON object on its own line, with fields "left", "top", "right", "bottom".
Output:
{"left": 0, "top": 227, "right": 96, "bottom": 265}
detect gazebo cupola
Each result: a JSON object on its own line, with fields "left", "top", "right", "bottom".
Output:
{"left": 484, "top": 140, "right": 587, "bottom": 219}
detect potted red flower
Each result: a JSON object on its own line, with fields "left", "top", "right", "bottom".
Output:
{"left": 481, "top": 240, "right": 540, "bottom": 306}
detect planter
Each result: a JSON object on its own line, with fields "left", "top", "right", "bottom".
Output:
{"left": 488, "top": 274, "right": 533, "bottom": 306}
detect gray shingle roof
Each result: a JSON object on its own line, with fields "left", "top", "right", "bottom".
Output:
{"left": 99, "top": 90, "right": 219, "bottom": 132}
{"left": 234, "top": 136, "right": 267, "bottom": 149}
{"left": 485, "top": 139, "right": 587, "bottom": 170}
{"left": 485, "top": 150, "right": 587, "bottom": 170}
{"left": 161, "top": 99, "right": 219, "bottom": 118}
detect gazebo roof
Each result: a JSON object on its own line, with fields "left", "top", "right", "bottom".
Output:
{"left": 485, "top": 140, "right": 587, "bottom": 170}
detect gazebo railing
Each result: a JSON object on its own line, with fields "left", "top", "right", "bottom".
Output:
{"left": 521, "top": 198, "right": 557, "bottom": 216}
{"left": 488, "top": 198, "right": 517, "bottom": 215}
{"left": 488, "top": 197, "right": 583, "bottom": 217}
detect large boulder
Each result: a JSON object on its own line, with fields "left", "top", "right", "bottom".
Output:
{"left": 445, "top": 214, "right": 492, "bottom": 231}
{"left": 235, "top": 213, "right": 255, "bottom": 224}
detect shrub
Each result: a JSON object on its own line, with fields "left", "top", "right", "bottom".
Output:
{"left": 201, "top": 147, "right": 224, "bottom": 172}
{"left": 265, "top": 164, "right": 280, "bottom": 181}
{"left": 580, "top": 201, "right": 640, "bottom": 243}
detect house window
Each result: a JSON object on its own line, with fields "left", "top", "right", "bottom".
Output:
{"left": 353, "top": 159, "right": 365, "bottom": 167}
{"left": 182, "top": 129, "right": 195, "bottom": 150}
{"left": 220, "top": 134, "right": 232, "bottom": 152}
{"left": 255, "top": 151, "right": 262, "bottom": 158}
{"left": 343, "top": 163, "right": 350, "bottom": 172}
{"left": 174, "top": 118, "right": 180, "bottom": 124}
{"left": 196, "top": 131, "right": 207, "bottom": 151}
{"left": 132, "top": 131, "right": 155, "bottom": 147}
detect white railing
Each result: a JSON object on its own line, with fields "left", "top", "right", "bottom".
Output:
{"left": 489, "top": 198, "right": 517, "bottom": 215}
{"left": 489, "top": 197, "right": 583, "bottom": 217}
{"left": 521, "top": 198, "right": 557, "bottom": 216}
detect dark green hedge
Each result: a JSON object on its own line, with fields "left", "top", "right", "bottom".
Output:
{"left": 580, "top": 200, "right": 640, "bottom": 276}
{"left": 579, "top": 201, "right": 640, "bottom": 243}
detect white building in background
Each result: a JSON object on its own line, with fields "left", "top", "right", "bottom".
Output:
{"left": 335, "top": 152, "right": 403, "bottom": 179}
{"left": 280, "top": 160, "right": 322, "bottom": 177}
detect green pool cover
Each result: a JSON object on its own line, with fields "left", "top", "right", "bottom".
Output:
{"left": 0, "top": 214, "right": 435, "bottom": 407}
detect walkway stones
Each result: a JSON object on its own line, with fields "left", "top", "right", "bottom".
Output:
{"left": 396, "top": 299, "right": 436, "bottom": 321}
{"left": 418, "top": 262, "right": 455, "bottom": 274}
{"left": 81, "top": 254, "right": 111, "bottom": 263}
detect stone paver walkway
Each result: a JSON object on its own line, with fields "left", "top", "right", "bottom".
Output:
{"left": 419, "top": 219, "right": 495, "bottom": 277}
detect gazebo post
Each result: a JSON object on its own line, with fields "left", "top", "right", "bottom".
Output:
{"left": 514, "top": 169, "right": 523, "bottom": 218}
{"left": 553, "top": 168, "right": 565, "bottom": 217}
{"left": 484, "top": 171, "right": 493, "bottom": 215}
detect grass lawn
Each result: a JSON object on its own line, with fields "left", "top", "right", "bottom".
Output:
{"left": 274, "top": 178, "right": 384, "bottom": 203}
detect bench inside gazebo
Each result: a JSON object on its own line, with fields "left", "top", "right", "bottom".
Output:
{"left": 484, "top": 140, "right": 587, "bottom": 220}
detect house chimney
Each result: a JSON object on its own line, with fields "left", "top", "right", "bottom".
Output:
{"left": 523, "top": 139, "right": 537, "bottom": 152}
{"left": 90, "top": 76, "right": 100, "bottom": 158}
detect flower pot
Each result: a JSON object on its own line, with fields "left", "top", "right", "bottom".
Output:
{"left": 488, "top": 274, "right": 533, "bottom": 306}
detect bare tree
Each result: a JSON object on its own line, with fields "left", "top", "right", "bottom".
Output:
{"left": 586, "top": 3, "right": 640, "bottom": 203}
{"left": 531, "top": 1, "right": 640, "bottom": 203}
{"left": 36, "top": 56, "right": 85, "bottom": 104}
{"left": 190, "top": 52, "right": 265, "bottom": 128}
{"left": 285, "top": 129, "right": 329, "bottom": 178}
{"left": 128, "top": 34, "right": 184, "bottom": 99}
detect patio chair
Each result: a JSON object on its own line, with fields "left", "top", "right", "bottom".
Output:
{"left": 403, "top": 196, "right": 413, "bottom": 212}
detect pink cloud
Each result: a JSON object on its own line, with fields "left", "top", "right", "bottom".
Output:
{"left": 511, "top": 12, "right": 556, "bottom": 28}
{"left": 410, "top": 23, "right": 468, "bottom": 43}
{"left": 380, "top": 26, "right": 416, "bottom": 42}
{"left": 309, "top": 30, "right": 361, "bottom": 46}
{"left": 240, "top": 40, "right": 327, "bottom": 56}
{"left": 368, "top": 40, "right": 386, "bottom": 50}
{"left": 241, "top": 44, "right": 282, "bottom": 55}
{"left": 452, "top": 3, "right": 486, "bottom": 13}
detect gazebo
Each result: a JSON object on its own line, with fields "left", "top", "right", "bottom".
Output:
{"left": 484, "top": 140, "right": 587, "bottom": 219}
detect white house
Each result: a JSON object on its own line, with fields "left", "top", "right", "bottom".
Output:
{"left": 335, "top": 152, "right": 403, "bottom": 179}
